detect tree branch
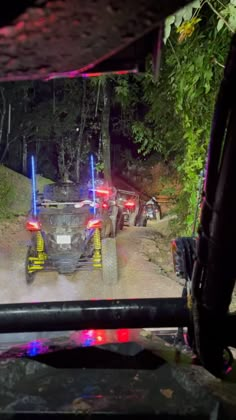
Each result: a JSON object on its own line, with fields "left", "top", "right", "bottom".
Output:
{"left": 0, "top": 135, "right": 18, "bottom": 163}
{"left": 206, "top": 0, "right": 234, "bottom": 33}
{"left": 213, "top": 57, "right": 225, "bottom": 69}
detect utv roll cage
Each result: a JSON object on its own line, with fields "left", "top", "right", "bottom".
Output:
{"left": 1, "top": 0, "right": 236, "bottom": 418}
{"left": 7, "top": 34, "right": 235, "bottom": 377}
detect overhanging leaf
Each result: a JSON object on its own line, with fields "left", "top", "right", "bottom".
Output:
{"left": 164, "top": 15, "right": 176, "bottom": 43}
{"left": 174, "top": 10, "right": 184, "bottom": 27}
{"left": 182, "top": 4, "right": 194, "bottom": 21}
{"left": 217, "top": 18, "right": 224, "bottom": 32}
{"left": 191, "top": 0, "right": 201, "bottom": 8}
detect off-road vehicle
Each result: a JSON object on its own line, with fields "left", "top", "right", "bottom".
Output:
{"left": 25, "top": 181, "right": 118, "bottom": 285}
{"left": 116, "top": 189, "right": 146, "bottom": 226}
{"left": 88, "top": 181, "right": 124, "bottom": 234}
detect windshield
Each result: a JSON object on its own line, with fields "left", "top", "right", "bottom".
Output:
{"left": 42, "top": 183, "right": 88, "bottom": 202}
{"left": 0, "top": 1, "right": 228, "bottom": 309}
{"left": 0, "top": 2, "right": 235, "bottom": 391}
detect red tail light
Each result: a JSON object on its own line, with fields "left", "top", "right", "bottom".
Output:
{"left": 125, "top": 201, "right": 135, "bottom": 208}
{"left": 102, "top": 202, "right": 109, "bottom": 209}
{"left": 87, "top": 219, "right": 102, "bottom": 229}
{"left": 26, "top": 219, "right": 41, "bottom": 232}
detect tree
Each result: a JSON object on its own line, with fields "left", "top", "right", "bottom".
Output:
{"left": 75, "top": 79, "right": 88, "bottom": 182}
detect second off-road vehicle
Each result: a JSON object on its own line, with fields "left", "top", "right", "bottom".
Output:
{"left": 116, "top": 189, "right": 147, "bottom": 227}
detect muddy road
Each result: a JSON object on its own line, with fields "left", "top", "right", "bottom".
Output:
{"left": 0, "top": 218, "right": 182, "bottom": 304}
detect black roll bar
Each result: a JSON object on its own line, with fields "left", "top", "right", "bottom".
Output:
{"left": 0, "top": 298, "right": 188, "bottom": 333}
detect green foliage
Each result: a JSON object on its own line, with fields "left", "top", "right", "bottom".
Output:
{"left": 165, "top": 12, "right": 230, "bottom": 233}
{"left": 114, "top": 76, "right": 140, "bottom": 108}
{"left": 95, "top": 161, "right": 104, "bottom": 173}
{"left": 215, "top": 0, "right": 236, "bottom": 32}
{"left": 158, "top": 175, "right": 177, "bottom": 197}
{"left": 164, "top": 0, "right": 201, "bottom": 43}
{"left": 0, "top": 173, "right": 14, "bottom": 219}
{"left": 112, "top": 58, "right": 185, "bottom": 161}
{"left": 116, "top": 2, "right": 231, "bottom": 234}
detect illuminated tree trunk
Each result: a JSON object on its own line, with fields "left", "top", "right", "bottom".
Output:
{"left": 101, "top": 78, "right": 111, "bottom": 185}
{"left": 22, "top": 136, "right": 27, "bottom": 175}
{"left": 75, "top": 79, "right": 87, "bottom": 183}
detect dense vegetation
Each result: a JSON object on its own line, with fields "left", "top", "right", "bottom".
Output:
{"left": 116, "top": 0, "right": 233, "bottom": 233}
{"left": 0, "top": 0, "right": 234, "bottom": 231}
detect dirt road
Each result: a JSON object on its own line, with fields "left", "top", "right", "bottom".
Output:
{"left": 0, "top": 218, "right": 182, "bottom": 304}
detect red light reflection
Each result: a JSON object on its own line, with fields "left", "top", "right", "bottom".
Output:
{"left": 116, "top": 329, "right": 130, "bottom": 343}
{"left": 71, "top": 329, "right": 131, "bottom": 347}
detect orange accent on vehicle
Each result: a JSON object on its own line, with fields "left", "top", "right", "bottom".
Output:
{"left": 87, "top": 219, "right": 102, "bottom": 229}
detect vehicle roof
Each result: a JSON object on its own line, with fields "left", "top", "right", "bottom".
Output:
{"left": 0, "top": 0, "right": 193, "bottom": 82}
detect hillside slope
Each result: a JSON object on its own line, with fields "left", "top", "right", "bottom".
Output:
{"left": 0, "top": 165, "right": 52, "bottom": 217}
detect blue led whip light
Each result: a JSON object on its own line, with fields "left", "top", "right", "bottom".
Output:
{"left": 90, "top": 154, "right": 96, "bottom": 215}
{"left": 31, "top": 155, "right": 37, "bottom": 218}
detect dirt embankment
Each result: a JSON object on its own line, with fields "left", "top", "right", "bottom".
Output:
{"left": 0, "top": 165, "right": 52, "bottom": 217}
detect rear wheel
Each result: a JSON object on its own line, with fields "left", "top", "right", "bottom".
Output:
{"left": 136, "top": 216, "right": 147, "bottom": 227}
{"left": 116, "top": 212, "right": 124, "bottom": 234}
{"left": 172, "top": 237, "right": 196, "bottom": 352}
{"left": 101, "top": 237, "right": 118, "bottom": 284}
{"left": 119, "top": 214, "right": 124, "bottom": 230}
{"left": 171, "top": 237, "right": 196, "bottom": 284}
{"left": 25, "top": 246, "right": 36, "bottom": 284}
{"left": 102, "top": 218, "right": 114, "bottom": 238}
{"left": 129, "top": 213, "right": 136, "bottom": 226}
{"left": 142, "top": 217, "right": 147, "bottom": 227}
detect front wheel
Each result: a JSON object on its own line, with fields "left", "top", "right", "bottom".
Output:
{"left": 101, "top": 237, "right": 118, "bottom": 284}
{"left": 25, "top": 246, "right": 36, "bottom": 285}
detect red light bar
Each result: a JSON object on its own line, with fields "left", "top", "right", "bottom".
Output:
{"left": 87, "top": 219, "right": 102, "bottom": 229}
{"left": 89, "top": 187, "right": 110, "bottom": 197}
{"left": 125, "top": 201, "right": 135, "bottom": 208}
{"left": 81, "top": 69, "right": 138, "bottom": 78}
{"left": 26, "top": 219, "right": 41, "bottom": 232}
{"left": 95, "top": 188, "right": 110, "bottom": 196}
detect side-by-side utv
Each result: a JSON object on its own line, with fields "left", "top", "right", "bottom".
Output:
{"left": 116, "top": 189, "right": 147, "bottom": 227}
{"left": 25, "top": 159, "right": 118, "bottom": 285}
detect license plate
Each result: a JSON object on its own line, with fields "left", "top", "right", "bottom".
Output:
{"left": 56, "top": 235, "right": 71, "bottom": 244}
